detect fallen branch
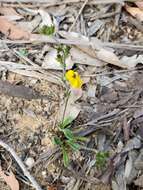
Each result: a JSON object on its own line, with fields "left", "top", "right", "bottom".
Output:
{"left": 0, "top": 0, "right": 140, "bottom": 6}
{"left": 1, "top": 35, "right": 143, "bottom": 51}
{"left": 69, "top": 0, "right": 89, "bottom": 31}
{"left": 0, "top": 139, "right": 43, "bottom": 190}
{"left": 0, "top": 60, "right": 62, "bottom": 85}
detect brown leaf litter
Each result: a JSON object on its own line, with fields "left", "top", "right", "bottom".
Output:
{"left": 0, "top": 17, "right": 30, "bottom": 40}
{"left": 0, "top": 166, "right": 19, "bottom": 190}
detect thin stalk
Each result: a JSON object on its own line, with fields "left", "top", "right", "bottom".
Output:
{"left": 62, "top": 90, "right": 71, "bottom": 125}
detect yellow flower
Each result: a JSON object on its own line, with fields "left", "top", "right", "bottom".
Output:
{"left": 65, "top": 70, "right": 83, "bottom": 89}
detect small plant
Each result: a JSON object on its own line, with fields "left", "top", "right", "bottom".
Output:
{"left": 56, "top": 45, "right": 71, "bottom": 80}
{"left": 96, "top": 151, "right": 109, "bottom": 170}
{"left": 56, "top": 45, "right": 83, "bottom": 90}
{"left": 39, "top": 25, "right": 55, "bottom": 36}
{"left": 56, "top": 45, "right": 71, "bottom": 65}
{"left": 19, "top": 48, "right": 28, "bottom": 56}
{"left": 53, "top": 116, "right": 85, "bottom": 167}
{"left": 52, "top": 44, "right": 84, "bottom": 167}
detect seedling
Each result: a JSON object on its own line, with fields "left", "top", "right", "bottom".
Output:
{"left": 52, "top": 44, "right": 84, "bottom": 167}
{"left": 39, "top": 25, "right": 55, "bottom": 36}
{"left": 96, "top": 151, "right": 109, "bottom": 170}
{"left": 56, "top": 45, "right": 71, "bottom": 65}
{"left": 19, "top": 49, "right": 28, "bottom": 56}
{"left": 53, "top": 116, "right": 85, "bottom": 167}
{"left": 56, "top": 45, "right": 71, "bottom": 79}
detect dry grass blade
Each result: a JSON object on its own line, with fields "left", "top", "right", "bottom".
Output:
{"left": 125, "top": 4, "right": 143, "bottom": 21}
{"left": 135, "top": 1, "right": 143, "bottom": 10}
{"left": 0, "top": 0, "right": 131, "bottom": 4}
{"left": 2, "top": 36, "right": 143, "bottom": 51}
{"left": 69, "top": 0, "right": 89, "bottom": 31}
{"left": 0, "top": 60, "right": 63, "bottom": 85}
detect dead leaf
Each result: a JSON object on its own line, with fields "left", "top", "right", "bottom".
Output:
{"left": 134, "top": 175, "right": 143, "bottom": 187}
{"left": 58, "top": 31, "right": 126, "bottom": 68}
{"left": 124, "top": 154, "right": 133, "bottom": 180}
{"left": 0, "top": 7, "right": 23, "bottom": 21}
{"left": 125, "top": 4, "right": 143, "bottom": 22}
{"left": 70, "top": 47, "right": 105, "bottom": 66}
{"left": 134, "top": 107, "right": 143, "bottom": 118}
{"left": 42, "top": 48, "right": 73, "bottom": 70}
{"left": 0, "top": 17, "right": 30, "bottom": 40}
{"left": 17, "top": 15, "right": 41, "bottom": 32}
{"left": 59, "top": 102, "right": 81, "bottom": 122}
{"left": 87, "top": 19, "right": 104, "bottom": 36}
{"left": 0, "top": 167, "right": 19, "bottom": 190}
{"left": 70, "top": 88, "right": 83, "bottom": 102}
{"left": 47, "top": 186, "right": 57, "bottom": 190}
{"left": 122, "top": 117, "right": 130, "bottom": 141}
{"left": 124, "top": 151, "right": 138, "bottom": 184}
{"left": 0, "top": 7, "right": 21, "bottom": 17}
{"left": 58, "top": 89, "right": 82, "bottom": 121}
{"left": 58, "top": 30, "right": 89, "bottom": 43}
{"left": 135, "top": 2, "right": 143, "bottom": 10}
{"left": 96, "top": 48, "right": 127, "bottom": 69}
{"left": 121, "top": 54, "right": 143, "bottom": 68}
{"left": 122, "top": 136, "right": 141, "bottom": 153}
{"left": 23, "top": 8, "right": 58, "bottom": 32}
{"left": 38, "top": 9, "right": 58, "bottom": 30}
{"left": 0, "top": 60, "right": 62, "bottom": 85}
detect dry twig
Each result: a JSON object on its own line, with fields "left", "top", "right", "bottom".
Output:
{"left": 2, "top": 35, "right": 143, "bottom": 51}
{"left": 0, "top": 0, "right": 139, "bottom": 4}
{"left": 69, "top": 0, "right": 89, "bottom": 31}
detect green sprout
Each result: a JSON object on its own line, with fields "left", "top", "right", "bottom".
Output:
{"left": 39, "top": 25, "right": 55, "bottom": 36}
{"left": 56, "top": 45, "right": 71, "bottom": 85}
{"left": 56, "top": 45, "right": 71, "bottom": 65}
{"left": 53, "top": 116, "right": 85, "bottom": 167}
{"left": 96, "top": 151, "right": 109, "bottom": 170}
{"left": 52, "top": 44, "right": 84, "bottom": 167}
{"left": 19, "top": 49, "right": 28, "bottom": 56}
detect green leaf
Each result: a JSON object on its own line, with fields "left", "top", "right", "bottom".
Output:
{"left": 39, "top": 25, "right": 55, "bottom": 36}
{"left": 62, "top": 148, "right": 69, "bottom": 167}
{"left": 52, "top": 137, "right": 62, "bottom": 146}
{"left": 19, "top": 49, "right": 28, "bottom": 56}
{"left": 64, "top": 46, "right": 71, "bottom": 58}
{"left": 61, "top": 116, "right": 73, "bottom": 128}
{"left": 56, "top": 45, "right": 71, "bottom": 62}
{"left": 66, "top": 140, "right": 80, "bottom": 151}
{"left": 56, "top": 45, "right": 63, "bottom": 54}
{"left": 96, "top": 151, "right": 109, "bottom": 170}
{"left": 75, "top": 136, "right": 87, "bottom": 142}
{"left": 63, "top": 129, "right": 74, "bottom": 140}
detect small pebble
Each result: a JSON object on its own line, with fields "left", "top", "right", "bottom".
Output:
{"left": 61, "top": 176, "right": 70, "bottom": 184}
{"left": 42, "top": 171, "right": 47, "bottom": 177}
{"left": 25, "top": 157, "right": 35, "bottom": 168}
{"left": 63, "top": 24, "right": 68, "bottom": 30}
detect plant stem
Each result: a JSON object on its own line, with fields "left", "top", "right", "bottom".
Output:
{"left": 62, "top": 90, "right": 71, "bottom": 125}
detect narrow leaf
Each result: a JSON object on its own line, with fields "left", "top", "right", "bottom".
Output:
{"left": 67, "top": 140, "right": 80, "bottom": 151}
{"left": 75, "top": 136, "right": 87, "bottom": 141}
{"left": 63, "top": 129, "right": 74, "bottom": 140}
{"left": 62, "top": 148, "right": 69, "bottom": 167}
{"left": 52, "top": 137, "right": 62, "bottom": 146}
{"left": 62, "top": 116, "right": 73, "bottom": 128}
